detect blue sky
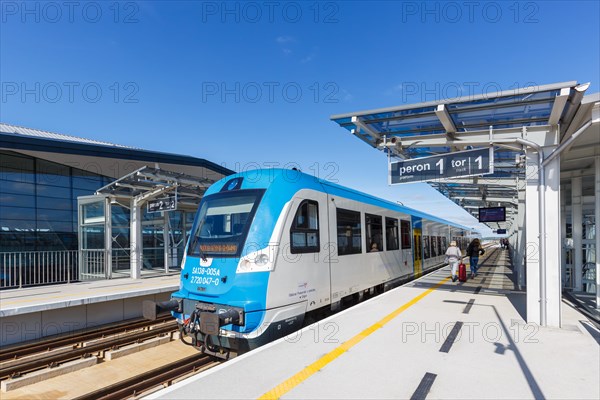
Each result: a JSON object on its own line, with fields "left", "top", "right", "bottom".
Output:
{"left": 1, "top": 1, "right": 599, "bottom": 234}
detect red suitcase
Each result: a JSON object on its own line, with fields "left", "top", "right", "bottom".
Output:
{"left": 458, "top": 263, "right": 467, "bottom": 282}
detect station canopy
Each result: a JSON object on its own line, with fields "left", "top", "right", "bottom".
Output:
{"left": 331, "top": 81, "right": 590, "bottom": 232}
{"left": 96, "top": 166, "right": 214, "bottom": 210}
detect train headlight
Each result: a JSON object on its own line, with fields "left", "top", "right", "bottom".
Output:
{"left": 255, "top": 253, "right": 269, "bottom": 266}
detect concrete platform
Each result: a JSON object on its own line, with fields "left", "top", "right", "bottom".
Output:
{"left": 0, "top": 275, "right": 178, "bottom": 346}
{"left": 148, "top": 247, "right": 600, "bottom": 400}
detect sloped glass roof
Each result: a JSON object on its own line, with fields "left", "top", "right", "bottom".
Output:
{"left": 330, "top": 81, "right": 587, "bottom": 231}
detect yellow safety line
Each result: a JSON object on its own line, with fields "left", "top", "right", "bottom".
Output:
{"left": 258, "top": 275, "right": 451, "bottom": 400}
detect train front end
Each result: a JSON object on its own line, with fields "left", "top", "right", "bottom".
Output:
{"left": 144, "top": 173, "right": 286, "bottom": 358}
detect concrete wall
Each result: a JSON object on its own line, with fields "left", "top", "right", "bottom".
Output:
{"left": 0, "top": 292, "right": 171, "bottom": 347}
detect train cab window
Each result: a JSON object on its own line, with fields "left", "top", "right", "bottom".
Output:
{"left": 365, "top": 214, "right": 383, "bottom": 253}
{"left": 290, "top": 200, "right": 320, "bottom": 254}
{"left": 400, "top": 220, "right": 411, "bottom": 249}
{"left": 385, "top": 217, "right": 399, "bottom": 251}
{"left": 336, "top": 208, "right": 362, "bottom": 255}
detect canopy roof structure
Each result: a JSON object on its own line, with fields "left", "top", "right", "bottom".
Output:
{"left": 331, "top": 81, "right": 591, "bottom": 232}
{"left": 96, "top": 166, "right": 214, "bottom": 211}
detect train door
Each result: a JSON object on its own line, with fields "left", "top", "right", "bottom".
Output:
{"left": 272, "top": 191, "right": 331, "bottom": 313}
{"left": 412, "top": 216, "right": 423, "bottom": 277}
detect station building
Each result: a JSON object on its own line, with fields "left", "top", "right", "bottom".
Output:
{"left": 0, "top": 123, "right": 232, "bottom": 287}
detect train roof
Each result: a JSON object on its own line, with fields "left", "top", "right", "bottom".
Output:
{"left": 214, "top": 168, "right": 473, "bottom": 232}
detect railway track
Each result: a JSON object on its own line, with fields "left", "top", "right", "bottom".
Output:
{"left": 73, "top": 354, "right": 221, "bottom": 400}
{"left": 0, "top": 317, "right": 177, "bottom": 379}
{"left": 0, "top": 314, "right": 173, "bottom": 363}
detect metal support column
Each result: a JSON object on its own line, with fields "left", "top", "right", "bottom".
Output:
{"left": 543, "top": 152, "right": 562, "bottom": 327}
{"left": 163, "top": 212, "right": 170, "bottom": 274}
{"left": 130, "top": 198, "right": 143, "bottom": 279}
{"left": 596, "top": 156, "right": 600, "bottom": 309}
{"left": 572, "top": 177, "right": 583, "bottom": 291}
{"left": 105, "top": 197, "right": 112, "bottom": 279}
{"left": 525, "top": 150, "right": 541, "bottom": 324}
{"left": 516, "top": 183, "right": 526, "bottom": 289}
{"left": 560, "top": 188, "right": 568, "bottom": 289}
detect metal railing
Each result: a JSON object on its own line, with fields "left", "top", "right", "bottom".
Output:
{"left": 1, "top": 250, "right": 78, "bottom": 289}
{"left": 79, "top": 249, "right": 107, "bottom": 281}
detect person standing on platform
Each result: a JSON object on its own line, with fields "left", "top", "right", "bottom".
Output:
{"left": 466, "top": 238, "right": 485, "bottom": 278}
{"left": 445, "top": 240, "right": 462, "bottom": 282}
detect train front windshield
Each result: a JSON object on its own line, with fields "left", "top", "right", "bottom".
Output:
{"left": 188, "top": 190, "right": 264, "bottom": 258}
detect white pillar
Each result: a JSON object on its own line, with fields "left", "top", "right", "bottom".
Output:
{"left": 525, "top": 151, "right": 541, "bottom": 324}
{"left": 131, "top": 198, "right": 143, "bottom": 279}
{"left": 572, "top": 177, "right": 583, "bottom": 291}
{"left": 544, "top": 153, "right": 562, "bottom": 327}
{"left": 105, "top": 197, "right": 112, "bottom": 279}
{"left": 560, "top": 187, "right": 567, "bottom": 289}
{"left": 516, "top": 184, "right": 526, "bottom": 289}
{"left": 163, "top": 212, "right": 169, "bottom": 273}
{"left": 595, "top": 156, "right": 600, "bottom": 309}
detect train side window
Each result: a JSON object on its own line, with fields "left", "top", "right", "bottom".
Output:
{"left": 385, "top": 217, "right": 399, "bottom": 251}
{"left": 365, "top": 214, "right": 383, "bottom": 252}
{"left": 400, "top": 220, "right": 411, "bottom": 249}
{"left": 290, "top": 200, "right": 320, "bottom": 254}
{"left": 336, "top": 208, "right": 362, "bottom": 255}
{"left": 423, "top": 236, "right": 430, "bottom": 259}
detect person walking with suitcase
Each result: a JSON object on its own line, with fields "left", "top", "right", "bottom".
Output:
{"left": 445, "top": 240, "right": 462, "bottom": 282}
{"left": 466, "top": 238, "right": 485, "bottom": 278}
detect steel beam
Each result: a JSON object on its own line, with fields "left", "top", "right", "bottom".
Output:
{"left": 548, "top": 87, "right": 570, "bottom": 126}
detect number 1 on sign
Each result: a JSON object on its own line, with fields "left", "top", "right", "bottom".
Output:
{"left": 435, "top": 159, "right": 444, "bottom": 174}
{"left": 475, "top": 156, "right": 482, "bottom": 169}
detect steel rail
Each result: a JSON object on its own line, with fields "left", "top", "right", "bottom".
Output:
{"left": 0, "top": 315, "right": 172, "bottom": 362}
{"left": 0, "top": 321, "right": 178, "bottom": 379}
{"left": 73, "top": 354, "right": 221, "bottom": 400}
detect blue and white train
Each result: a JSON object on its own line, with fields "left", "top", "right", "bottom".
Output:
{"left": 144, "top": 169, "right": 470, "bottom": 358}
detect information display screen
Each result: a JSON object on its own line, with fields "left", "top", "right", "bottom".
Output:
{"left": 478, "top": 207, "right": 506, "bottom": 222}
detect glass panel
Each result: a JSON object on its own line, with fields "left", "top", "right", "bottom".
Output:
{"left": 111, "top": 204, "right": 130, "bottom": 226}
{"left": 36, "top": 184, "right": 71, "bottom": 198}
{"left": 188, "top": 190, "right": 264, "bottom": 258}
{"left": 401, "top": 220, "right": 411, "bottom": 249}
{"left": 82, "top": 225, "right": 105, "bottom": 249}
{"left": 290, "top": 200, "right": 320, "bottom": 254}
{"left": 0, "top": 152, "right": 34, "bottom": 183}
{"left": 365, "top": 214, "right": 383, "bottom": 252}
{"left": 0, "top": 219, "right": 37, "bottom": 252}
{"left": 0, "top": 193, "right": 35, "bottom": 208}
{"left": 82, "top": 201, "right": 105, "bottom": 224}
{"left": 36, "top": 196, "right": 73, "bottom": 211}
{"left": 1, "top": 206, "right": 36, "bottom": 220}
{"left": 0, "top": 180, "right": 36, "bottom": 195}
{"left": 423, "top": 236, "right": 430, "bottom": 259}
{"left": 72, "top": 176, "right": 104, "bottom": 191}
{"left": 385, "top": 217, "right": 399, "bottom": 251}
{"left": 37, "top": 208, "right": 73, "bottom": 222}
{"left": 337, "top": 208, "right": 362, "bottom": 256}
{"left": 36, "top": 159, "right": 70, "bottom": 187}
